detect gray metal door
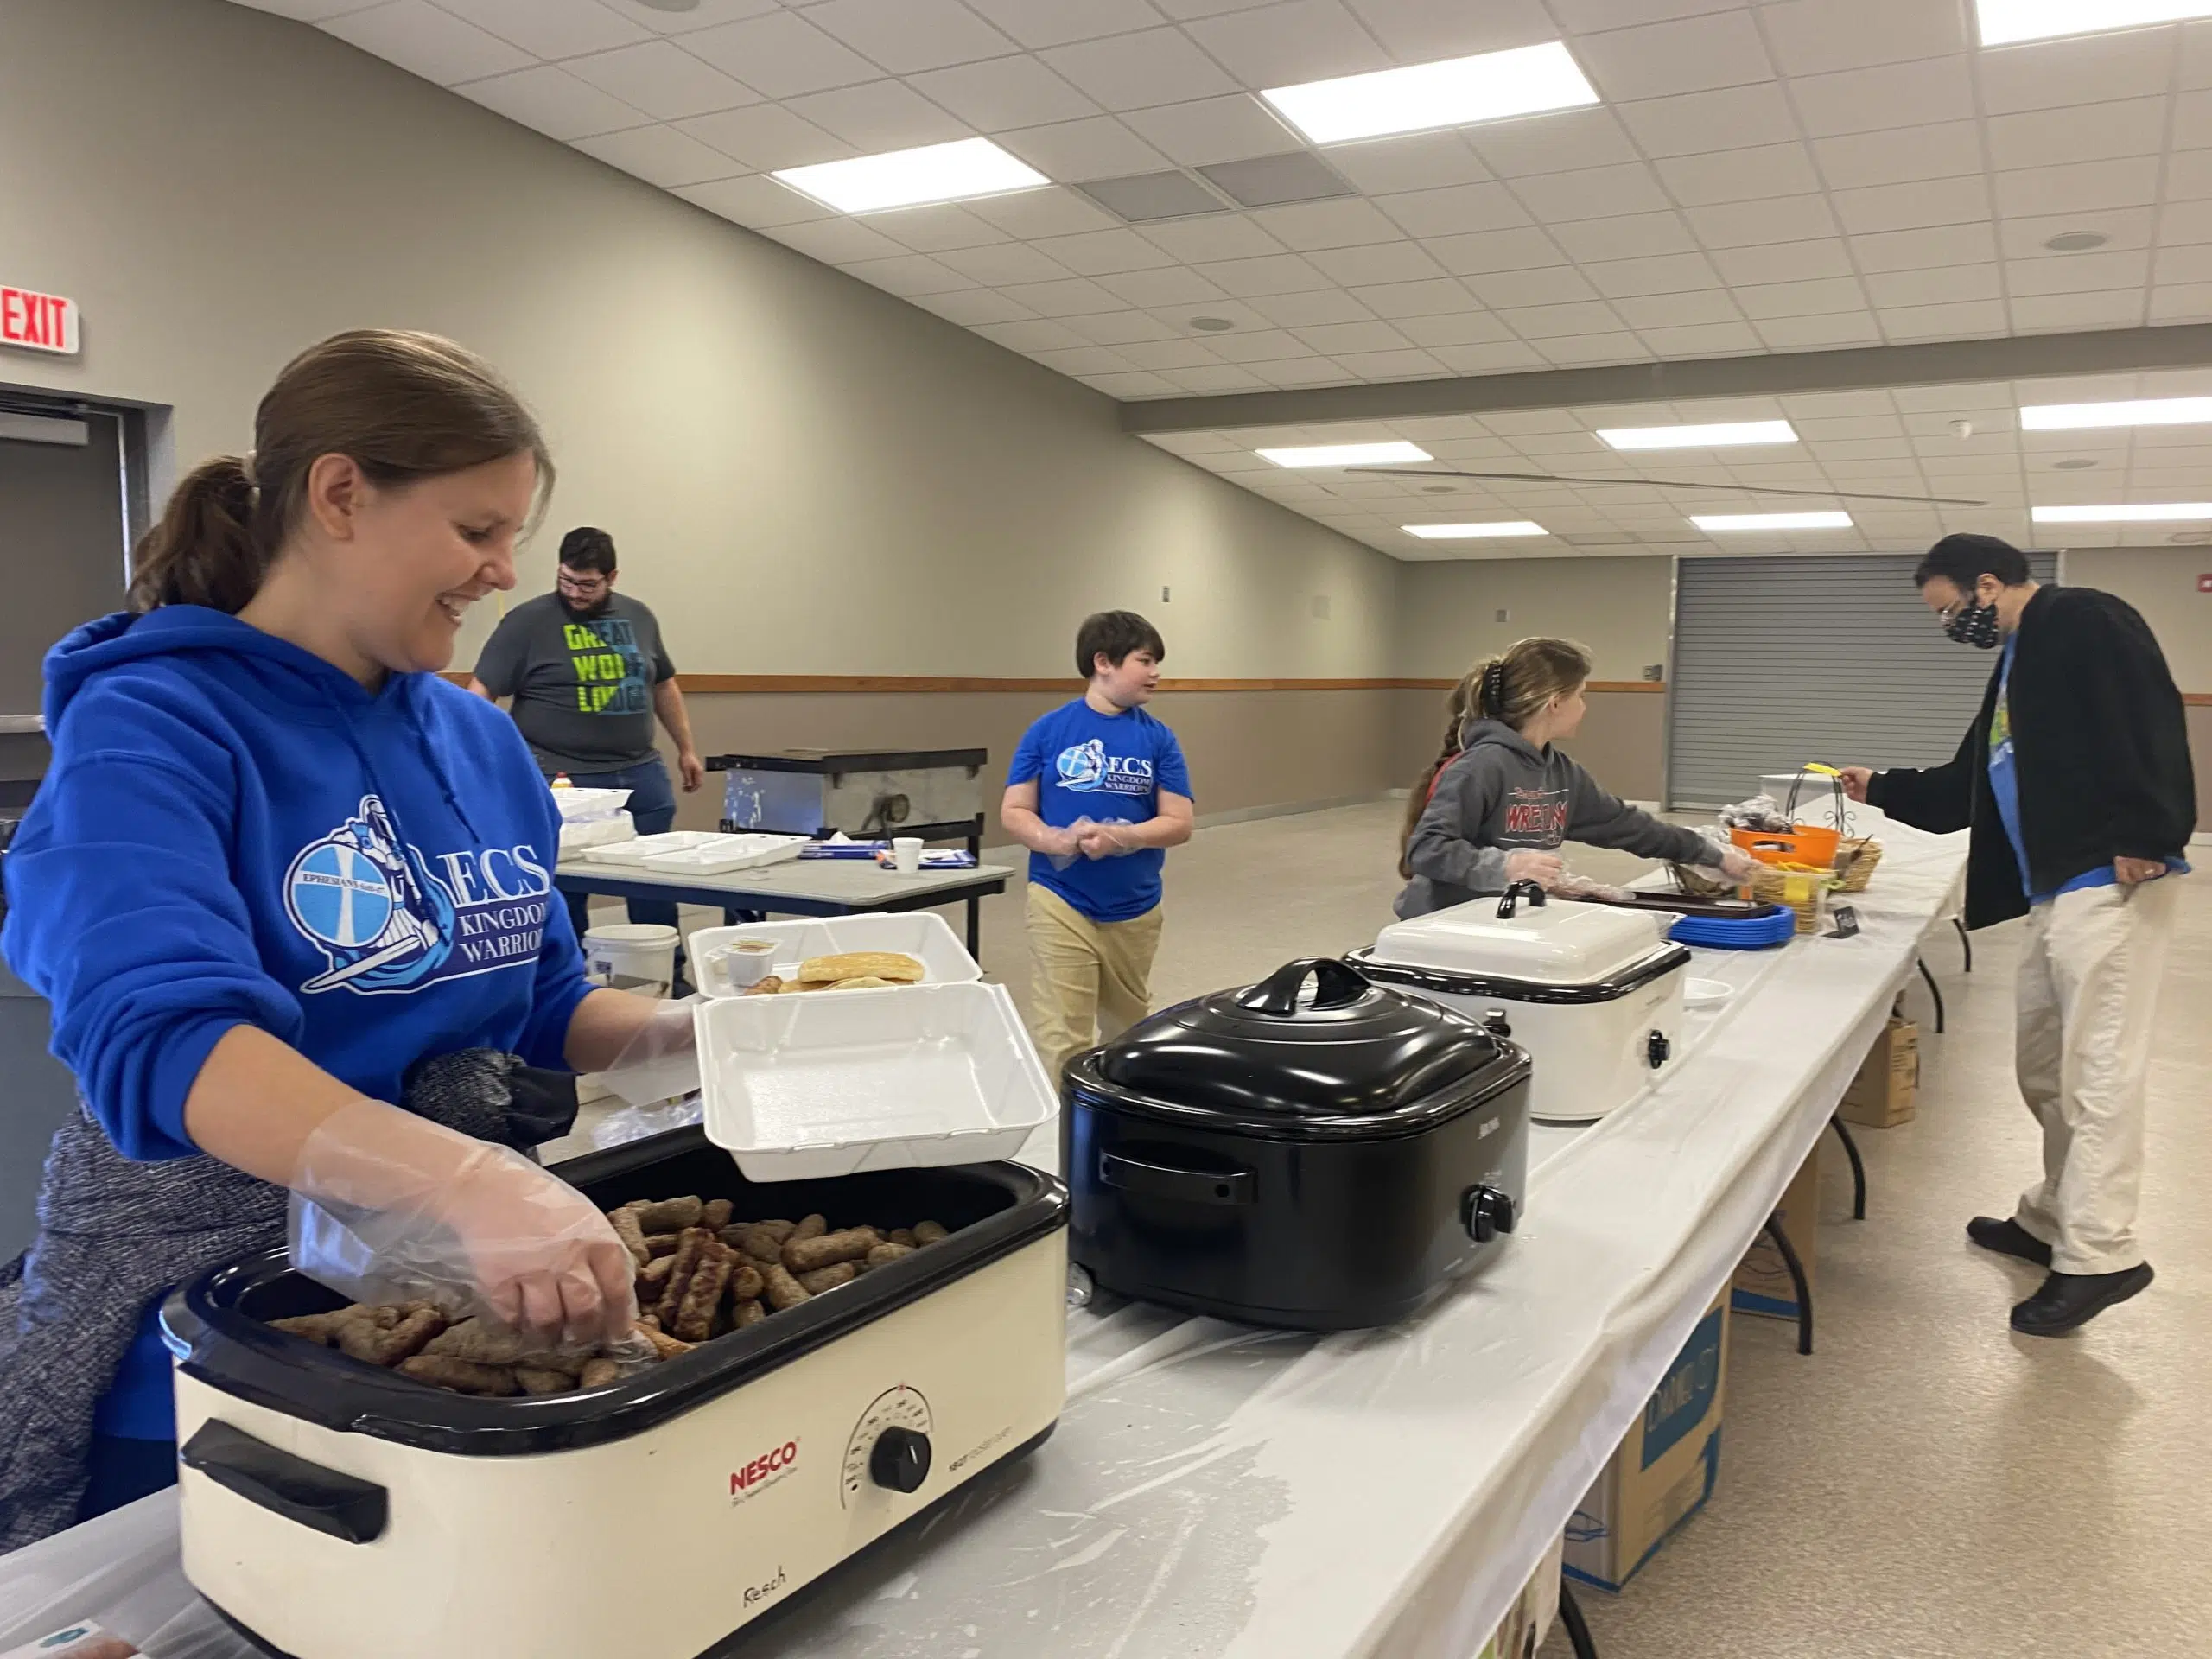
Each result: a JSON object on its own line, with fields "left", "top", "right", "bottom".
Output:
{"left": 1665, "top": 551, "right": 2059, "bottom": 809}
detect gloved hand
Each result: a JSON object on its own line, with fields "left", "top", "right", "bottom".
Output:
{"left": 599, "top": 994, "right": 702, "bottom": 1110}
{"left": 1717, "top": 846, "right": 1763, "bottom": 885}
{"left": 1078, "top": 821, "right": 1137, "bottom": 860}
{"left": 1046, "top": 817, "right": 1095, "bottom": 871}
{"left": 289, "top": 1100, "right": 638, "bottom": 1350}
{"left": 1502, "top": 849, "right": 1566, "bottom": 889}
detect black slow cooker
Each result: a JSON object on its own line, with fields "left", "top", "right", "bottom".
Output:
{"left": 1062, "top": 957, "right": 1530, "bottom": 1331}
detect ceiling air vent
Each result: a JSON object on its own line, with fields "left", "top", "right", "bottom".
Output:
{"left": 1074, "top": 170, "right": 1232, "bottom": 223}
{"left": 1197, "top": 151, "right": 1357, "bottom": 208}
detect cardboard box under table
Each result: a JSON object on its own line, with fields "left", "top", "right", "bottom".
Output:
{"left": 1732, "top": 1141, "right": 1820, "bottom": 1323}
{"left": 1564, "top": 1292, "right": 1732, "bottom": 1592}
{"left": 1838, "top": 1016, "right": 1918, "bottom": 1129}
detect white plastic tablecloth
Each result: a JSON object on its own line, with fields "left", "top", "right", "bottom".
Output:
{"left": 0, "top": 829, "right": 1969, "bottom": 1659}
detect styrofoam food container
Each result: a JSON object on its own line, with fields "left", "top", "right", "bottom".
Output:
{"left": 696, "top": 980, "right": 1055, "bottom": 1179}
{"left": 558, "top": 812, "right": 636, "bottom": 855}
{"left": 691, "top": 912, "right": 981, "bottom": 999}
{"left": 639, "top": 833, "right": 809, "bottom": 876}
{"left": 550, "top": 785, "right": 632, "bottom": 823}
{"left": 582, "top": 830, "right": 722, "bottom": 865}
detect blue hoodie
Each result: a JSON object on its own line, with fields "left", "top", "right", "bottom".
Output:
{"left": 3, "top": 607, "right": 594, "bottom": 1163}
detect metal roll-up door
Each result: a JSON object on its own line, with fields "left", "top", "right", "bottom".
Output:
{"left": 1664, "top": 551, "right": 2059, "bottom": 809}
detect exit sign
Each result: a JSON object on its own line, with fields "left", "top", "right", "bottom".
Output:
{"left": 0, "top": 285, "right": 79, "bottom": 355}
{"left": 2201, "top": 573, "right": 2212, "bottom": 594}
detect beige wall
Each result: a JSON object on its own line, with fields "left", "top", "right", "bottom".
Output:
{"left": 1392, "top": 556, "right": 1675, "bottom": 682}
{"left": 0, "top": 0, "right": 1397, "bottom": 686}
{"left": 2063, "top": 548, "right": 2212, "bottom": 690}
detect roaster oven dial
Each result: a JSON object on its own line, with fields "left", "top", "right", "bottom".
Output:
{"left": 842, "top": 1385, "right": 934, "bottom": 1505}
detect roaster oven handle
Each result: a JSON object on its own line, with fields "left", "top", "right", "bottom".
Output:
{"left": 1496, "top": 880, "right": 1549, "bottom": 918}
{"left": 1099, "top": 1149, "right": 1255, "bottom": 1206}
{"left": 1235, "top": 956, "right": 1370, "bottom": 1015}
{"left": 181, "top": 1420, "right": 389, "bottom": 1545}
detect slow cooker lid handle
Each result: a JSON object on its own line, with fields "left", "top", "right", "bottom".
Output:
{"left": 1496, "top": 880, "right": 1549, "bottom": 919}
{"left": 1235, "top": 957, "right": 1371, "bottom": 1016}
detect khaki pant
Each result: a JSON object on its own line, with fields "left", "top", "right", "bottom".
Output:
{"left": 1024, "top": 884, "right": 1165, "bottom": 1085}
{"left": 2012, "top": 877, "right": 2180, "bottom": 1276}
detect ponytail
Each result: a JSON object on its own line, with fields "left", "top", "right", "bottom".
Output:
{"left": 128, "top": 455, "right": 268, "bottom": 614}
{"left": 1399, "top": 665, "right": 1483, "bottom": 878}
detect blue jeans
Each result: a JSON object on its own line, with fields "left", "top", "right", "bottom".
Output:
{"left": 555, "top": 757, "right": 681, "bottom": 958}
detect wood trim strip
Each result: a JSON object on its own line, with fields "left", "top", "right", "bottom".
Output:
{"left": 2187, "top": 691, "right": 2212, "bottom": 707}
{"left": 443, "top": 671, "right": 1674, "bottom": 694}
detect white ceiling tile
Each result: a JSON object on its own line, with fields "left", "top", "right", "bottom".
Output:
{"left": 1863, "top": 264, "right": 2003, "bottom": 308}
{"left": 571, "top": 122, "right": 741, "bottom": 186}
{"left": 232, "top": 0, "right": 385, "bottom": 18}
{"left": 1193, "top": 252, "right": 1337, "bottom": 295}
{"left": 1333, "top": 347, "right": 1447, "bottom": 378}
{"left": 785, "top": 81, "right": 972, "bottom": 149}
{"left": 999, "top": 276, "right": 1133, "bottom": 315}
{"left": 1094, "top": 264, "right": 1230, "bottom": 304}
{"left": 839, "top": 252, "right": 979, "bottom": 296}
{"left": 1614, "top": 82, "right": 1796, "bottom": 160}
{"left": 1851, "top": 220, "right": 1999, "bottom": 272}
{"left": 1500, "top": 299, "right": 1629, "bottom": 338}
{"left": 1549, "top": 0, "right": 1749, "bottom": 29}
{"left": 2009, "top": 289, "right": 2146, "bottom": 333}
{"left": 1042, "top": 29, "right": 1241, "bottom": 110}
{"left": 2153, "top": 242, "right": 2212, "bottom": 283}
{"left": 1079, "top": 370, "right": 1184, "bottom": 396}
{"left": 1976, "top": 29, "right": 2177, "bottom": 117}
{"left": 1732, "top": 276, "right": 1870, "bottom": 320}
{"left": 1122, "top": 96, "right": 1304, "bottom": 164}
{"left": 1534, "top": 332, "right": 1651, "bottom": 365}
{"left": 435, "top": 0, "right": 649, "bottom": 60}
{"left": 1292, "top": 320, "right": 1415, "bottom": 353}
{"left": 1425, "top": 226, "right": 1571, "bottom": 274}
{"left": 1579, "top": 251, "right": 1722, "bottom": 297}
{"left": 1787, "top": 56, "right": 1974, "bottom": 137}
{"left": 2158, "top": 200, "right": 2212, "bottom": 245}
{"left": 764, "top": 216, "right": 910, "bottom": 263}
{"left": 995, "top": 116, "right": 1168, "bottom": 179}
{"left": 600, "top": 1, "right": 784, "bottom": 35}
{"left": 1466, "top": 108, "right": 1640, "bottom": 178}
{"left": 1115, "top": 335, "right": 1229, "bottom": 367}
{"left": 1987, "top": 99, "right": 2167, "bottom": 175}
{"left": 1319, "top": 131, "right": 1491, "bottom": 194}
{"left": 1029, "top": 344, "right": 1141, "bottom": 374}
{"left": 1995, "top": 158, "right": 2160, "bottom": 220}
{"left": 1160, "top": 363, "right": 1270, "bottom": 389}
{"left": 2005, "top": 250, "right": 2151, "bottom": 296}
{"left": 1688, "top": 194, "right": 1840, "bottom": 248}
{"left": 1611, "top": 289, "right": 1742, "bottom": 327}
{"left": 1246, "top": 288, "right": 1376, "bottom": 326}
{"left": 1346, "top": 0, "right": 1557, "bottom": 61}
{"left": 564, "top": 41, "right": 757, "bottom": 118}
{"left": 1180, "top": 0, "right": 1391, "bottom": 86}
{"left": 804, "top": 0, "right": 1020, "bottom": 74}
{"left": 1375, "top": 182, "right": 1532, "bottom": 238}
{"left": 2168, "top": 149, "right": 2212, "bottom": 200}
{"left": 2177, "top": 89, "right": 2212, "bottom": 149}
{"left": 678, "top": 15, "right": 878, "bottom": 98}
{"left": 1549, "top": 211, "right": 1700, "bottom": 261}
{"left": 1303, "top": 238, "right": 1451, "bottom": 283}
{"left": 1057, "top": 308, "right": 1181, "bottom": 343}
{"left": 963, "top": 0, "right": 1170, "bottom": 49}
{"left": 1705, "top": 238, "right": 1853, "bottom": 285}
{"left": 1465, "top": 265, "right": 1598, "bottom": 307}
{"left": 1205, "top": 326, "right": 1322, "bottom": 359}
{"left": 1831, "top": 175, "right": 1993, "bottom": 237}
{"left": 321, "top": 3, "right": 531, "bottom": 85}
{"left": 1877, "top": 299, "right": 2009, "bottom": 340}
{"left": 965, "top": 184, "right": 1121, "bottom": 234}
{"left": 1396, "top": 309, "right": 1516, "bottom": 345}
{"left": 867, "top": 202, "right": 1013, "bottom": 251}
{"left": 908, "top": 54, "right": 1101, "bottom": 129}
{"left": 1573, "top": 11, "right": 1775, "bottom": 103}
{"left": 456, "top": 66, "right": 648, "bottom": 141}
{"left": 1638, "top": 320, "right": 1763, "bottom": 355}
{"left": 2149, "top": 281, "right": 2212, "bottom": 321}
{"left": 1350, "top": 277, "right": 1487, "bottom": 317}
{"left": 1510, "top": 162, "right": 1673, "bottom": 224}
{"left": 678, "top": 104, "right": 854, "bottom": 169}
{"left": 1140, "top": 213, "right": 1283, "bottom": 260}
{"left": 1811, "top": 123, "right": 1983, "bottom": 191}
{"left": 1027, "top": 227, "right": 1177, "bottom": 273}
{"left": 1758, "top": 0, "right": 1966, "bottom": 78}
{"left": 1252, "top": 353, "right": 1359, "bottom": 384}
{"left": 1656, "top": 143, "right": 1823, "bottom": 207}
{"left": 912, "top": 287, "right": 1040, "bottom": 324}
{"left": 671, "top": 173, "right": 830, "bottom": 226}
{"left": 936, "top": 240, "right": 1076, "bottom": 283}
{"left": 1249, "top": 197, "right": 1402, "bottom": 250}
{"left": 973, "top": 318, "right": 1090, "bottom": 349}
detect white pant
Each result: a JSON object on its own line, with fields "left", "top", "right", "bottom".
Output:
{"left": 2012, "top": 877, "right": 2180, "bottom": 1276}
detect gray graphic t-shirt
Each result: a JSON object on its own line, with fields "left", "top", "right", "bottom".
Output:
{"left": 472, "top": 592, "right": 676, "bottom": 772}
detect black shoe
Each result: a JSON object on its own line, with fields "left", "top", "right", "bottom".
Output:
{"left": 2010, "top": 1263, "right": 2155, "bottom": 1337}
{"left": 1967, "top": 1216, "right": 2053, "bottom": 1268}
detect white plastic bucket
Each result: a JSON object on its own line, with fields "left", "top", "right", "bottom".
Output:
{"left": 582, "top": 923, "right": 679, "bottom": 997}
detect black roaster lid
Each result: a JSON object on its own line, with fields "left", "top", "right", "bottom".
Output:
{"left": 1093, "top": 957, "right": 1519, "bottom": 1123}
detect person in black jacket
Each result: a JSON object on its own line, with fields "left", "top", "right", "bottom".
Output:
{"left": 1839, "top": 534, "right": 2194, "bottom": 1337}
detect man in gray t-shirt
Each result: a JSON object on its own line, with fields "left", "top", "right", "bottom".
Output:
{"left": 470, "top": 527, "right": 704, "bottom": 976}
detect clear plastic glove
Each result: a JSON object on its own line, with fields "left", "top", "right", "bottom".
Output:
{"left": 289, "top": 1099, "right": 638, "bottom": 1351}
{"left": 590, "top": 1093, "right": 704, "bottom": 1151}
{"left": 1502, "top": 849, "right": 1567, "bottom": 889}
{"left": 1046, "top": 817, "right": 1095, "bottom": 872}
{"left": 599, "top": 994, "right": 702, "bottom": 1111}
{"left": 1550, "top": 871, "right": 1637, "bottom": 903}
{"left": 1715, "top": 846, "right": 1763, "bottom": 885}
{"left": 1077, "top": 820, "right": 1138, "bottom": 860}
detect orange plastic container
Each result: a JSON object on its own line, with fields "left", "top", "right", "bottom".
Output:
{"left": 1731, "top": 823, "right": 1841, "bottom": 868}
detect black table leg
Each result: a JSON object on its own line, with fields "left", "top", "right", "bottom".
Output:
{"left": 1764, "top": 1214, "right": 1814, "bottom": 1356}
{"left": 1953, "top": 916, "right": 1973, "bottom": 973}
{"left": 966, "top": 894, "right": 982, "bottom": 958}
{"left": 1917, "top": 957, "right": 1947, "bottom": 1033}
{"left": 1830, "top": 1116, "right": 1866, "bottom": 1220}
{"left": 1558, "top": 1579, "right": 1599, "bottom": 1659}
{"left": 722, "top": 907, "right": 766, "bottom": 927}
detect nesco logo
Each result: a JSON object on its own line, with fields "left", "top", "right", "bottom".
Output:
{"left": 730, "top": 1439, "right": 799, "bottom": 1505}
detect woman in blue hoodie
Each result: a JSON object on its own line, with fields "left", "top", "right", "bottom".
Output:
{"left": 0, "top": 330, "right": 673, "bottom": 1547}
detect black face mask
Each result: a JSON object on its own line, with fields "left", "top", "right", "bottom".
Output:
{"left": 1943, "top": 599, "right": 2000, "bottom": 650}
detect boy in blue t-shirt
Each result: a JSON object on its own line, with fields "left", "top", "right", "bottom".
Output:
{"left": 1003, "top": 611, "right": 1193, "bottom": 1083}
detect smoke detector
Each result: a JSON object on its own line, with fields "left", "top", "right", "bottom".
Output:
{"left": 1188, "top": 315, "right": 1236, "bottom": 333}
{"left": 1948, "top": 419, "right": 1974, "bottom": 439}
{"left": 2053, "top": 458, "right": 2097, "bottom": 470}
{"left": 2043, "top": 230, "right": 2109, "bottom": 252}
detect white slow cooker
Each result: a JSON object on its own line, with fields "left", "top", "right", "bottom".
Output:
{"left": 1350, "top": 883, "right": 1690, "bottom": 1125}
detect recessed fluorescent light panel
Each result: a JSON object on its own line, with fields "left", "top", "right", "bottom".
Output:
{"left": 1598, "top": 421, "right": 1797, "bottom": 451}
{"left": 773, "top": 138, "right": 1046, "bottom": 214}
{"left": 1402, "top": 521, "right": 1549, "bottom": 539}
{"left": 1256, "top": 441, "right": 1432, "bottom": 467}
{"left": 1259, "top": 41, "right": 1599, "bottom": 146}
{"left": 1691, "top": 512, "right": 1853, "bottom": 531}
{"left": 2031, "top": 503, "right": 2212, "bottom": 523}
{"left": 2018, "top": 397, "right": 2212, "bottom": 430}
{"left": 1976, "top": 0, "right": 2212, "bottom": 46}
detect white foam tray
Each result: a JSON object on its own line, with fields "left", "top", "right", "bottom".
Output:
{"left": 551, "top": 785, "right": 632, "bottom": 823}
{"left": 580, "top": 831, "right": 808, "bottom": 874}
{"left": 695, "top": 981, "right": 1056, "bottom": 1180}
{"left": 690, "top": 912, "right": 981, "bottom": 999}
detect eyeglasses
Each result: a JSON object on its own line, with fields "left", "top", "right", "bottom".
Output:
{"left": 556, "top": 574, "right": 610, "bottom": 595}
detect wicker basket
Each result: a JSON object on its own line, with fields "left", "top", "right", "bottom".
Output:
{"left": 1670, "top": 863, "right": 1737, "bottom": 902}
{"left": 1833, "top": 837, "right": 1884, "bottom": 893}
{"left": 1745, "top": 863, "right": 1836, "bottom": 934}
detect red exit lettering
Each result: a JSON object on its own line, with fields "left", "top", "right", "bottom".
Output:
{"left": 0, "top": 286, "right": 79, "bottom": 356}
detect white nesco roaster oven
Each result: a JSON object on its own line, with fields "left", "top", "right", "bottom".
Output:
{"left": 160, "top": 1129, "right": 1068, "bottom": 1659}
{"left": 1349, "top": 882, "right": 1691, "bottom": 1124}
